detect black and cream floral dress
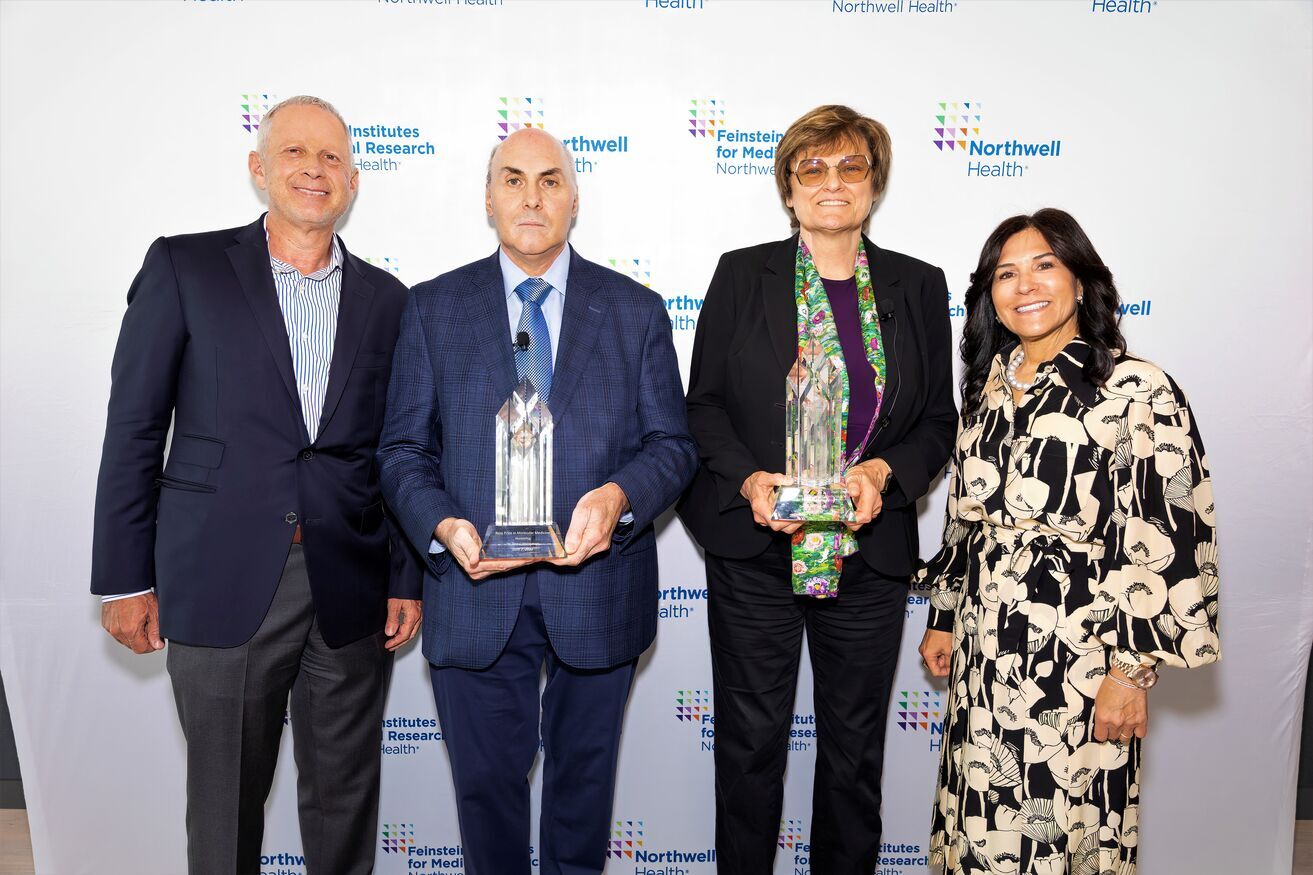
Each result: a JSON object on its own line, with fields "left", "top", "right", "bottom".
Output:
{"left": 921, "top": 339, "right": 1220, "bottom": 875}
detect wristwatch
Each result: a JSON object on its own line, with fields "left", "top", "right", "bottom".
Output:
{"left": 1112, "top": 650, "right": 1160, "bottom": 690}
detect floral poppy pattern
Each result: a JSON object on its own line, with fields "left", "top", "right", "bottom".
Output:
{"left": 920, "top": 339, "right": 1220, "bottom": 874}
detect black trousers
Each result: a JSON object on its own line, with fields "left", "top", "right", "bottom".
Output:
{"left": 707, "top": 541, "right": 908, "bottom": 875}
{"left": 166, "top": 545, "right": 393, "bottom": 875}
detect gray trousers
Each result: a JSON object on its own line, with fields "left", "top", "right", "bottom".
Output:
{"left": 167, "top": 545, "right": 392, "bottom": 875}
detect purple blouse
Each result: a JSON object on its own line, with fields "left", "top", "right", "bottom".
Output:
{"left": 822, "top": 275, "right": 878, "bottom": 457}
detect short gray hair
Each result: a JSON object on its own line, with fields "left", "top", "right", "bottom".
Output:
{"left": 255, "top": 95, "right": 352, "bottom": 158}
{"left": 485, "top": 129, "right": 577, "bottom": 191}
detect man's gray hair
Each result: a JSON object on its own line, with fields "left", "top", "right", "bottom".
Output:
{"left": 255, "top": 95, "right": 352, "bottom": 157}
{"left": 485, "top": 130, "right": 577, "bottom": 191}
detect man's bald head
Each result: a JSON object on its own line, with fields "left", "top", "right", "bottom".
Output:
{"left": 486, "top": 128, "right": 577, "bottom": 192}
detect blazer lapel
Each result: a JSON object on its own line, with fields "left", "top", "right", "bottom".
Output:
{"left": 316, "top": 247, "right": 376, "bottom": 438}
{"left": 547, "top": 250, "right": 606, "bottom": 419}
{"left": 762, "top": 235, "right": 799, "bottom": 375}
{"left": 866, "top": 236, "right": 906, "bottom": 431}
{"left": 465, "top": 252, "right": 518, "bottom": 400}
{"left": 227, "top": 217, "right": 304, "bottom": 437}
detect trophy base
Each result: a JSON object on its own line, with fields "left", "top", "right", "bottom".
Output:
{"left": 481, "top": 523, "right": 566, "bottom": 560}
{"left": 770, "top": 485, "right": 857, "bottom": 522}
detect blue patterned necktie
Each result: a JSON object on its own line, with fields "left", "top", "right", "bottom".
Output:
{"left": 514, "top": 276, "right": 553, "bottom": 402}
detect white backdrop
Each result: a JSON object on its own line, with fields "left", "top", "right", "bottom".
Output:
{"left": 2, "top": 1, "right": 1311, "bottom": 873}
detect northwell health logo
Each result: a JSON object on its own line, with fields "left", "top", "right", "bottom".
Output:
{"left": 932, "top": 101, "right": 980, "bottom": 152}
{"left": 607, "top": 818, "right": 717, "bottom": 868}
{"left": 608, "top": 820, "right": 645, "bottom": 859}
{"left": 498, "top": 96, "right": 544, "bottom": 141}
{"left": 932, "top": 99, "right": 1063, "bottom": 178}
{"left": 896, "top": 690, "right": 943, "bottom": 752}
{"left": 607, "top": 258, "right": 703, "bottom": 334}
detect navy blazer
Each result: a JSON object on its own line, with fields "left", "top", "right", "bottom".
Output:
{"left": 91, "top": 215, "right": 422, "bottom": 648}
{"left": 677, "top": 234, "right": 958, "bottom": 576}
{"left": 377, "top": 249, "right": 697, "bottom": 671}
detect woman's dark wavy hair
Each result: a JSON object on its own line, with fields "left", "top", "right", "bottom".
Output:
{"left": 960, "top": 208, "right": 1127, "bottom": 413}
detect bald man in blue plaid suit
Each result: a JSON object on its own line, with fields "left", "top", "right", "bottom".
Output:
{"left": 378, "top": 129, "right": 696, "bottom": 875}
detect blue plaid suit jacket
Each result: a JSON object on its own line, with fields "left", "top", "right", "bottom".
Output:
{"left": 378, "top": 249, "right": 697, "bottom": 670}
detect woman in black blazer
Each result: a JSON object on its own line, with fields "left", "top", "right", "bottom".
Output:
{"left": 677, "top": 105, "right": 957, "bottom": 875}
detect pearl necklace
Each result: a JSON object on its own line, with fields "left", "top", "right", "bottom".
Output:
{"left": 1004, "top": 347, "right": 1042, "bottom": 392}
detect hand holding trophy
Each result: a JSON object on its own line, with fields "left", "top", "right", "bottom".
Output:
{"left": 481, "top": 377, "right": 567, "bottom": 559}
{"left": 771, "top": 339, "right": 858, "bottom": 523}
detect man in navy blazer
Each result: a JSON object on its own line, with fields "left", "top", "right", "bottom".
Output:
{"left": 92, "top": 96, "right": 422, "bottom": 874}
{"left": 378, "top": 129, "right": 696, "bottom": 875}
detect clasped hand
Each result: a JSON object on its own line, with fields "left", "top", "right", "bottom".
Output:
{"left": 436, "top": 482, "right": 630, "bottom": 579}
{"left": 743, "top": 458, "right": 890, "bottom": 534}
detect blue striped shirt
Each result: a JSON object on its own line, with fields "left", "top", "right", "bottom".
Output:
{"left": 270, "top": 236, "right": 343, "bottom": 443}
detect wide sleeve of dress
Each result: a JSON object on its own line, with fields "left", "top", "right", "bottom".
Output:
{"left": 1085, "top": 362, "right": 1220, "bottom": 669}
{"left": 921, "top": 420, "right": 971, "bottom": 633}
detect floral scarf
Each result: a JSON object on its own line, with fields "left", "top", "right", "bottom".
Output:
{"left": 790, "top": 239, "right": 886, "bottom": 598}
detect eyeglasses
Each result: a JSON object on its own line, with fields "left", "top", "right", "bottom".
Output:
{"left": 792, "top": 155, "right": 872, "bottom": 187}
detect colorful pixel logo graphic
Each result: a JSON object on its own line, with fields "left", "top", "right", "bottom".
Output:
{"left": 380, "top": 823, "right": 414, "bottom": 855}
{"left": 498, "top": 97, "right": 544, "bottom": 141}
{"left": 933, "top": 101, "right": 981, "bottom": 152}
{"left": 364, "top": 256, "right": 402, "bottom": 276}
{"left": 608, "top": 820, "right": 644, "bottom": 859}
{"left": 675, "top": 689, "right": 711, "bottom": 723}
{"left": 895, "top": 690, "right": 943, "bottom": 731}
{"left": 778, "top": 819, "right": 804, "bottom": 850}
{"left": 688, "top": 98, "right": 725, "bottom": 138}
{"left": 607, "top": 258, "right": 652, "bottom": 288}
{"left": 241, "top": 93, "right": 276, "bottom": 133}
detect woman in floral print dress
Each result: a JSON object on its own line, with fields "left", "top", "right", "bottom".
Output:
{"left": 917, "top": 209, "right": 1220, "bottom": 875}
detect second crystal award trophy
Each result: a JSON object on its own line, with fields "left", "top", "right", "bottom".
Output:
{"left": 771, "top": 339, "right": 858, "bottom": 522}
{"left": 481, "top": 377, "right": 567, "bottom": 559}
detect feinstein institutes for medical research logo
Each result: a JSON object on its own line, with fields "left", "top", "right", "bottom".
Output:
{"left": 241, "top": 92, "right": 276, "bottom": 132}
{"left": 687, "top": 97, "right": 783, "bottom": 177}
{"left": 778, "top": 819, "right": 804, "bottom": 850}
{"left": 381, "top": 824, "right": 415, "bottom": 855}
{"left": 234, "top": 93, "right": 434, "bottom": 174}
{"left": 675, "top": 689, "right": 712, "bottom": 723}
{"left": 932, "top": 99, "right": 1064, "bottom": 179}
{"left": 364, "top": 256, "right": 402, "bottom": 277}
{"left": 606, "top": 258, "right": 703, "bottom": 335}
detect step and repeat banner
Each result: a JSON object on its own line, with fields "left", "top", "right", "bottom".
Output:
{"left": 2, "top": 1, "right": 1311, "bottom": 874}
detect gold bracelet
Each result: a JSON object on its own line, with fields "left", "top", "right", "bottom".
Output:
{"left": 1106, "top": 672, "right": 1143, "bottom": 692}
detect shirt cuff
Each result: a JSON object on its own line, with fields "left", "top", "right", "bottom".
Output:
{"left": 429, "top": 538, "right": 446, "bottom": 555}
{"left": 101, "top": 589, "right": 152, "bottom": 602}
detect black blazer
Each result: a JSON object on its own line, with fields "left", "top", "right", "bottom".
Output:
{"left": 91, "top": 215, "right": 421, "bottom": 648}
{"left": 676, "top": 234, "right": 957, "bottom": 577}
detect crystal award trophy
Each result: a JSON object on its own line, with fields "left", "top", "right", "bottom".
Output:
{"left": 481, "top": 377, "right": 566, "bottom": 559}
{"left": 771, "top": 340, "right": 857, "bottom": 522}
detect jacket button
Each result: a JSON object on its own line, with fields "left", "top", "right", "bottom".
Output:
{"left": 285, "top": 512, "right": 298, "bottom": 524}
{"left": 301, "top": 450, "right": 314, "bottom": 461}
